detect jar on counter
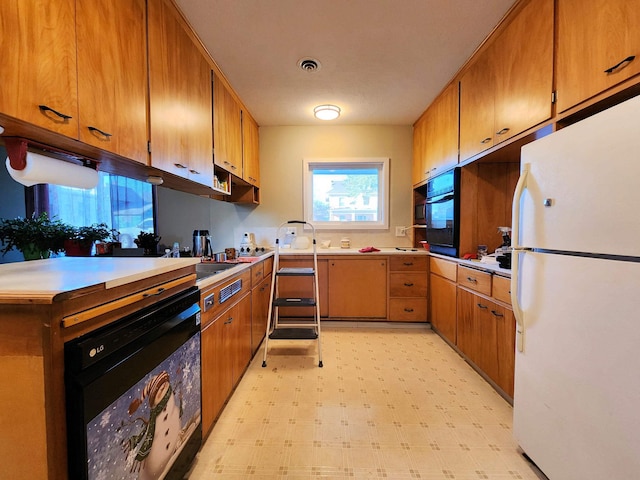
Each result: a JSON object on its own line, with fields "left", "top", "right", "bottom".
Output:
{"left": 477, "top": 244, "right": 488, "bottom": 259}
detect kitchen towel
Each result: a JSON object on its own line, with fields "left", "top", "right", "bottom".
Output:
{"left": 5, "top": 152, "right": 99, "bottom": 189}
{"left": 358, "top": 246, "right": 380, "bottom": 253}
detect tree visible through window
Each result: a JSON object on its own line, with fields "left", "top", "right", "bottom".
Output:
{"left": 303, "top": 158, "right": 389, "bottom": 229}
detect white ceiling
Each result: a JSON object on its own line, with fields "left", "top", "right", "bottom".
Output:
{"left": 175, "top": 0, "right": 517, "bottom": 127}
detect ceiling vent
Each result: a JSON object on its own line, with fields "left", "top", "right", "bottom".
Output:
{"left": 298, "top": 58, "right": 320, "bottom": 72}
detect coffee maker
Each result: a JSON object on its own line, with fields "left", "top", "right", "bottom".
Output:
{"left": 193, "top": 230, "right": 212, "bottom": 257}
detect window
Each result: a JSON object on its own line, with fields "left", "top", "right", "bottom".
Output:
{"left": 33, "top": 172, "right": 155, "bottom": 248}
{"left": 303, "top": 158, "right": 389, "bottom": 229}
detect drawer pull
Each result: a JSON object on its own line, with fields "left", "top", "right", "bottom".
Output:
{"left": 404, "top": 308, "right": 414, "bottom": 313}
{"left": 467, "top": 276, "right": 477, "bottom": 283}
{"left": 477, "top": 303, "right": 488, "bottom": 309}
{"left": 481, "top": 137, "right": 492, "bottom": 144}
{"left": 224, "top": 316, "right": 233, "bottom": 324}
{"left": 143, "top": 287, "right": 165, "bottom": 297}
{"left": 39, "top": 104, "right": 72, "bottom": 120}
{"left": 496, "top": 127, "right": 510, "bottom": 136}
{"left": 491, "top": 310, "right": 504, "bottom": 317}
{"left": 403, "top": 262, "right": 414, "bottom": 266}
{"left": 404, "top": 282, "right": 414, "bottom": 287}
{"left": 604, "top": 55, "right": 635, "bottom": 74}
{"left": 88, "top": 126, "right": 112, "bottom": 138}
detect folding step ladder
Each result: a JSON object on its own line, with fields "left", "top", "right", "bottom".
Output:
{"left": 262, "top": 220, "right": 323, "bottom": 368}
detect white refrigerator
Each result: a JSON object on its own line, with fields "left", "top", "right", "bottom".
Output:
{"left": 511, "top": 95, "right": 640, "bottom": 480}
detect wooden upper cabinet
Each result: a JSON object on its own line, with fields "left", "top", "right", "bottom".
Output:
{"left": 213, "top": 75, "right": 243, "bottom": 177}
{"left": 459, "top": 51, "right": 496, "bottom": 161}
{"left": 413, "top": 82, "right": 459, "bottom": 185}
{"left": 76, "top": 0, "right": 148, "bottom": 164}
{"left": 556, "top": 0, "right": 640, "bottom": 113}
{"left": 459, "top": 0, "right": 553, "bottom": 161}
{"left": 242, "top": 111, "right": 260, "bottom": 186}
{"left": 412, "top": 114, "right": 428, "bottom": 185}
{"left": 0, "top": 0, "right": 78, "bottom": 137}
{"left": 148, "top": 0, "right": 213, "bottom": 187}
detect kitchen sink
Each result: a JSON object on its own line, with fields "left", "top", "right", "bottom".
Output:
{"left": 195, "top": 262, "right": 238, "bottom": 280}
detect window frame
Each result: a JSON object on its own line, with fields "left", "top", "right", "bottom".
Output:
{"left": 302, "top": 157, "right": 390, "bottom": 230}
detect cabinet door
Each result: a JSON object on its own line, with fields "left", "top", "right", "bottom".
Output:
{"left": 214, "top": 75, "right": 243, "bottom": 176}
{"left": 475, "top": 297, "right": 499, "bottom": 383}
{"left": 0, "top": 0, "right": 78, "bottom": 137}
{"left": 242, "top": 111, "right": 260, "bottom": 186}
{"left": 459, "top": 53, "right": 495, "bottom": 161}
{"left": 557, "top": 0, "right": 640, "bottom": 112}
{"left": 328, "top": 259, "right": 387, "bottom": 318}
{"left": 492, "top": 0, "right": 553, "bottom": 144}
{"left": 231, "top": 294, "right": 252, "bottom": 386}
{"left": 426, "top": 82, "right": 459, "bottom": 173}
{"left": 201, "top": 317, "right": 231, "bottom": 433}
{"left": 456, "top": 287, "right": 477, "bottom": 359}
{"left": 148, "top": 0, "right": 213, "bottom": 186}
{"left": 494, "top": 304, "right": 515, "bottom": 397}
{"left": 412, "top": 114, "right": 429, "bottom": 185}
{"left": 76, "top": 0, "right": 148, "bottom": 163}
{"left": 429, "top": 274, "right": 457, "bottom": 344}
{"left": 251, "top": 275, "right": 271, "bottom": 355}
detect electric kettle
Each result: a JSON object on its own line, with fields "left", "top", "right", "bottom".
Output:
{"left": 193, "top": 230, "right": 212, "bottom": 257}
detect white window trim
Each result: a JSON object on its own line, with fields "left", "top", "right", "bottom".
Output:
{"left": 303, "top": 157, "right": 389, "bottom": 230}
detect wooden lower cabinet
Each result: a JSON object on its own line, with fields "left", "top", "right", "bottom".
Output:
{"left": 429, "top": 273, "right": 457, "bottom": 343}
{"left": 201, "top": 292, "right": 251, "bottom": 434}
{"left": 456, "top": 286, "right": 515, "bottom": 397}
{"left": 251, "top": 273, "right": 271, "bottom": 355}
{"left": 388, "top": 256, "right": 428, "bottom": 322}
{"left": 328, "top": 258, "right": 387, "bottom": 318}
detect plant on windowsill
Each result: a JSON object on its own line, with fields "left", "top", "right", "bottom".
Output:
{"left": 0, "top": 212, "right": 71, "bottom": 261}
{"left": 133, "top": 231, "right": 161, "bottom": 256}
{"left": 95, "top": 229, "right": 121, "bottom": 256}
{"left": 64, "top": 223, "right": 114, "bottom": 257}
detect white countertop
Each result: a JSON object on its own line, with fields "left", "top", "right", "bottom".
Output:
{"left": 0, "top": 257, "right": 200, "bottom": 302}
{"left": 278, "top": 246, "right": 430, "bottom": 255}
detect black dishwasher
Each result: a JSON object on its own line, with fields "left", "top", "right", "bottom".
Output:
{"left": 65, "top": 287, "right": 202, "bottom": 480}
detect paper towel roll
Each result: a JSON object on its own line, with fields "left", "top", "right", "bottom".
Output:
{"left": 5, "top": 152, "right": 99, "bottom": 189}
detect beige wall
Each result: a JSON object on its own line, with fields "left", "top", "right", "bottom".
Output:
{"left": 157, "top": 125, "right": 415, "bottom": 252}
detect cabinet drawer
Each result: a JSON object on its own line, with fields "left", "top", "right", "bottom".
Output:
{"left": 389, "top": 272, "right": 427, "bottom": 297}
{"left": 430, "top": 257, "right": 457, "bottom": 281}
{"left": 389, "top": 256, "right": 428, "bottom": 272}
{"left": 251, "top": 263, "right": 264, "bottom": 287}
{"left": 389, "top": 298, "right": 427, "bottom": 322}
{"left": 458, "top": 266, "right": 491, "bottom": 296}
{"left": 492, "top": 275, "right": 511, "bottom": 305}
{"left": 201, "top": 270, "right": 251, "bottom": 327}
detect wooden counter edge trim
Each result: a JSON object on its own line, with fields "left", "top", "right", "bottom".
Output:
{"left": 61, "top": 274, "right": 196, "bottom": 328}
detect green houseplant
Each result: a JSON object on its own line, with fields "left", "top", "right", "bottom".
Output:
{"left": 64, "top": 223, "right": 114, "bottom": 257}
{"left": 134, "top": 231, "right": 161, "bottom": 256}
{"left": 0, "top": 212, "right": 71, "bottom": 260}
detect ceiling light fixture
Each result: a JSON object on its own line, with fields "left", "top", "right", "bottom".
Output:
{"left": 314, "top": 104, "right": 341, "bottom": 121}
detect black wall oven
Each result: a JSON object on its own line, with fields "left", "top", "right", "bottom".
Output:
{"left": 65, "top": 287, "right": 202, "bottom": 480}
{"left": 424, "top": 168, "right": 460, "bottom": 257}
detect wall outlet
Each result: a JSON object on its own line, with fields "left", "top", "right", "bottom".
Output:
{"left": 395, "top": 226, "right": 405, "bottom": 237}
{"left": 286, "top": 226, "right": 297, "bottom": 236}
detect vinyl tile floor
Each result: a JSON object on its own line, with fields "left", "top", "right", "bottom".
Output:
{"left": 187, "top": 324, "right": 544, "bottom": 480}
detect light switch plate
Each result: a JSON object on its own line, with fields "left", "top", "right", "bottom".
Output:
{"left": 395, "top": 226, "right": 405, "bottom": 237}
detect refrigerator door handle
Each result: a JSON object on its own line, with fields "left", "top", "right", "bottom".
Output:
{"left": 511, "top": 249, "right": 525, "bottom": 352}
{"left": 511, "top": 163, "right": 530, "bottom": 353}
{"left": 511, "top": 162, "right": 530, "bottom": 250}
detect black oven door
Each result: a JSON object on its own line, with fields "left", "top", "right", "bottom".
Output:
{"left": 425, "top": 192, "right": 459, "bottom": 257}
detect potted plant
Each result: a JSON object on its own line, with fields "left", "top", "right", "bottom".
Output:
{"left": 134, "top": 231, "right": 161, "bottom": 256}
{"left": 95, "top": 229, "right": 121, "bottom": 255}
{"left": 64, "top": 223, "right": 113, "bottom": 257}
{"left": 0, "top": 212, "right": 70, "bottom": 260}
